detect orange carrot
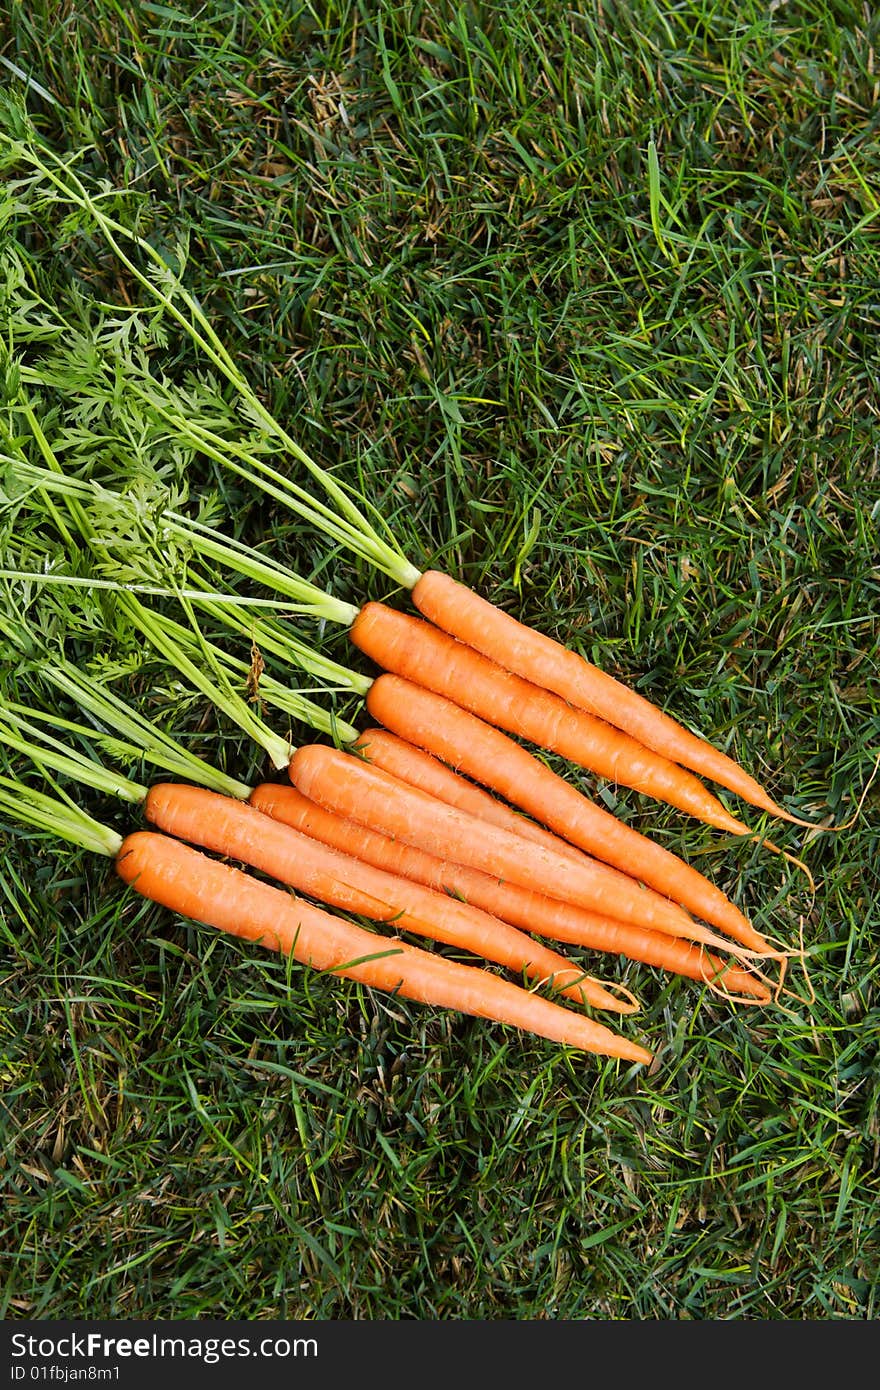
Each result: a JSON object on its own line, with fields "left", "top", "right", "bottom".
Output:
{"left": 248, "top": 782, "right": 771, "bottom": 1002}
{"left": 287, "top": 741, "right": 770, "bottom": 960}
{"left": 410, "top": 570, "right": 814, "bottom": 826}
{"left": 355, "top": 725, "right": 587, "bottom": 864}
{"left": 116, "top": 829, "right": 653, "bottom": 1062}
{"left": 357, "top": 678, "right": 773, "bottom": 954}
{"left": 142, "top": 782, "right": 631, "bottom": 1014}
{"left": 349, "top": 601, "right": 762, "bottom": 836}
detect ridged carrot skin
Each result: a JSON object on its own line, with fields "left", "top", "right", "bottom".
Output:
{"left": 142, "top": 782, "right": 630, "bottom": 1013}
{"left": 287, "top": 742, "right": 759, "bottom": 958}
{"left": 349, "top": 601, "right": 754, "bottom": 835}
{"left": 358, "top": 676, "right": 772, "bottom": 955}
{"left": 410, "top": 569, "right": 797, "bottom": 823}
{"left": 248, "top": 782, "right": 771, "bottom": 1002}
{"left": 115, "top": 829, "right": 653, "bottom": 1063}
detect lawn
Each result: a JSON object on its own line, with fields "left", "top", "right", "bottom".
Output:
{"left": 0, "top": 0, "right": 878, "bottom": 1320}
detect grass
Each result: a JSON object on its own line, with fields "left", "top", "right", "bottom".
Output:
{"left": 1, "top": 0, "right": 879, "bottom": 1320}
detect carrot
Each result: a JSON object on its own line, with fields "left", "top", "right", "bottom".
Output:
{"left": 116, "top": 829, "right": 653, "bottom": 1063}
{"left": 357, "top": 678, "right": 774, "bottom": 954}
{"left": 287, "top": 741, "right": 773, "bottom": 960}
{"left": 248, "top": 782, "right": 771, "bottom": 1002}
{"left": 355, "top": 725, "right": 587, "bottom": 864}
{"left": 142, "top": 781, "right": 633, "bottom": 1014}
{"left": 410, "top": 570, "right": 817, "bottom": 827}
{"left": 349, "top": 601, "right": 765, "bottom": 836}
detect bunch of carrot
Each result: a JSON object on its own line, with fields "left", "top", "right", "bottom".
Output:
{"left": 0, "top": 503, "right": 799, "bottom": 1074}
{"left": 0, "top": 129, "right": 821, "bottom": 1071}
{"left": 0, "top": 528, "right": 800, "bottom": 1071}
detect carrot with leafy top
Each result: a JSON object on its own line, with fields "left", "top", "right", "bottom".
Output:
{"left": 20, "top": 150, "right": 810, "bottom": 832}
{"left": 0, "top": 768, "right": 652, "bottom": 1061}
{"left": 0, "top": 707, "right": 649, "bottom": 1049}
{"left": 115, "top": 832, "right": 652, "bottom": 1062}
{"left": 142, "top": 781, "right": 633, "bottom": 1014}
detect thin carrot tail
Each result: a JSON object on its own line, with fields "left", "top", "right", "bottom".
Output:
{"left": 692, "top": 794, "right": 823, "bottom": 845}
{"left": 785, "top": 752, "right": 880, "bottom": 836}
{"left": 723, "top": 824, "right": 818, "bottom": 900}
{"left": 699, "top": 961, "right": 776, "bottom": 1007}
{"left": 767, "top": 915, "right": 816, "bottom": 1010}
{"left": 729, "top": 779, "right": 859, "bottom": 834}
{"left": 753, "top": 800, "right": 836, "bottom": 832}
{"left": 763, "top": 840, "right": 817, "bottom": 900}
{"left": 568, "top": 975, "right": 642, "bottom": 1016}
